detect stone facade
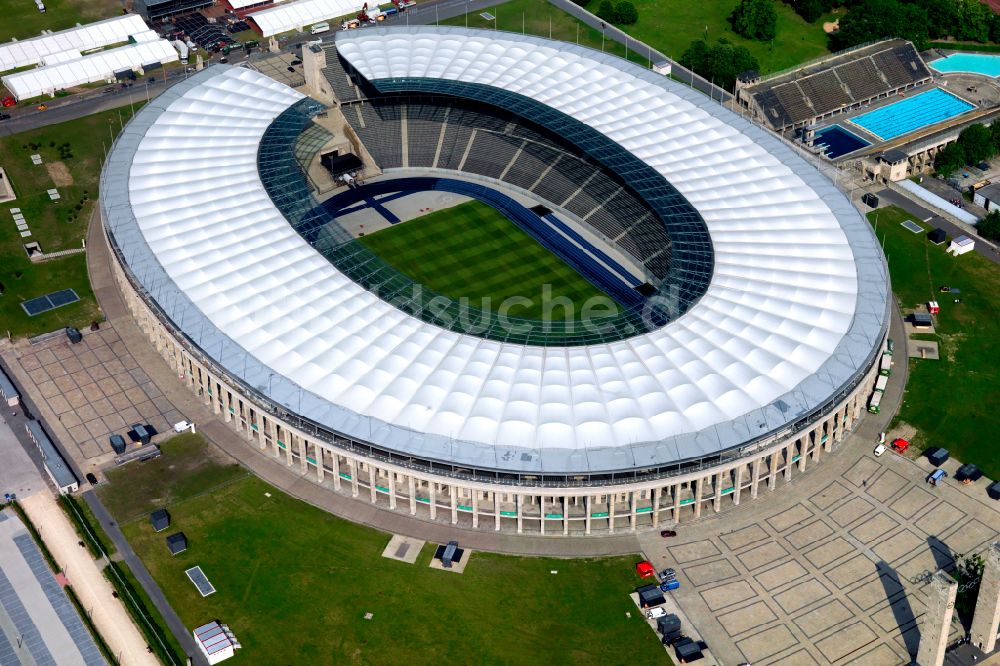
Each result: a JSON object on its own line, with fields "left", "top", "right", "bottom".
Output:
{"left": 106, "top": 226, "right": 883, "bottom": 536}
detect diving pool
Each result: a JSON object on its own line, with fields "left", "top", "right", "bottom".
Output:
{"left": 814, "top": 125, "right": 870, "bottom": 158}
{"left": 848, "top": 88, "right": 975, "bottom": 140}
{"left": 930, "top": 53, "right": 1000, "bottom": 77}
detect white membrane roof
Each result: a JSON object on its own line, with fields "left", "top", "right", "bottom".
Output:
{"left": 102, "top": 29, "right": 888, "bottom": 475}
{"left": 3, "top": 39, "right": 177, "bottom": 100}
{"left": 249, "top": 0, "right": 363, "bottom": 36}
{"left": 0, "top": 14, "right": 148, "bottom": 72}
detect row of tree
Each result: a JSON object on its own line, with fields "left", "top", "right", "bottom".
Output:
{"left": 934, "top": 122, "right": 1000, "bottom": 176}
{"left": 595, "top": 0, "right": 639, "bottom": 25}
{"left": 679, "top": 39, "right": 760, "bottom": 91}
{"left": 832, "top": 0, "right": 1000, "bottom": 51}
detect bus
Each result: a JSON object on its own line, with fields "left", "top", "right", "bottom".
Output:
{"left": 886, "top": 338, "right": 894, "bottom": 355}
{"left": 874, "top": 375, "right": 888, "bottom": 393}
{"left": 868, "top": 391, "right": 882, "bottom": 414}
{"left": 311, "top": 22, "right": 331, "bottom": 34}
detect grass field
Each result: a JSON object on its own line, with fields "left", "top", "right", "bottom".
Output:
{"left": 445, "top": 0, "right": 834, "bottom": 75}
{"left": 442, "top": 0, "right": 649, "bottom": 65}
{"left": 0, "top": 105, "right": 140, "bottom": 337}
{"left": 120, "top": 470, "right": 665, "bottom": 664}
{"left": 359, "top": 200, "right": 614, "bottom": 320}
{"left": 97, "top": 433, "right": 248, "bottom": 523}
{"left": 0, "top": 0, "right": 122, "bottom": 44}
{"left": 869, "top": 206, "right": 999, "bottom": 478}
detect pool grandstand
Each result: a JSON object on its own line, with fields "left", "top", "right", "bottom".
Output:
{"left": 736, "top": 39, "right": 932, "bottom": 133}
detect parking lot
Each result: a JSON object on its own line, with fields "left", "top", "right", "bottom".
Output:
{"left": 1, "top": 326, "right": 184, "bottom": 471}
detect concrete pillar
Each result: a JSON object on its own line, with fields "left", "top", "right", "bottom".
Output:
{"left": 916, "top": 571, "right": 958, "bottom": 666}
{"left": 315, "top": 443, "right": 325, "bottom": 482}
{"left": 971, "top": 542, "right": 1000, "bottom": 652}
{"left": 408, "top": 476, "right": 416, "bottom": 515}
{"left": 751, "top": 456, "right": 763, "bottom": 499}
{"left": 348, "top": 458, "right": 359, "bottom": 497}
{"left": 563, "top": 496, "right": 569, "bottom": 535}
{"left": 629, "top": 491, "right": 637, "bottom": 531}
{"left": 285, "top": 432, "right": 294, "bottom": 466}
{"left": 783, "top": 443, "right": 794, "bottom": 481}
{"left": 493, "top": 492, "right": 500, "bottom": 531}
{"left": 471, "top": 491, "right": 478, "bottom": 529}
{"left": 799, "top": 439, "right": 808, "bottom": 472}
{"left": 539, "top": 495, "right": 545, "bottom": 535}
{"left": 713, "top": 472, "right": 723, "bottom": 512}
{"left": 271, "top": 423, "right": 281, "bottom": 459}
{"left": 608, "top": 495, "right": 615, "bottom": 534}
{"left": 653, "top": 487, "right": 662, "bottom": 526}
{"left": 299, "top": 437, "right": 309, "bottom": 474}
{"left": 672, "top": 484, "right": 681, "bottom": 524}
{"left": 450, "top": 487, "right": 458, "bottom": 525}
{"left": 516, "top": 494, "right": 523, "bottom": 534}
{"left": 331, "top": 453, "right": 342, "bottom": 491}
{"left": 694, "top": 477, "right": 704, "bottom": 519}
{"left": 768, "top": 450, "right": 779, "bottom": 490}
{"left": 585, "top": 496, "right": 592, "bottom": 535}
{"left": 429, "top": 483, "right": 437, "bottom": 521}
{"left": 734, "top": 465, "right": 744, "bottom": 505}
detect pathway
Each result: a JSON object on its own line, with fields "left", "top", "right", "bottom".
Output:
{"left": 20, "top": 492, "right": 160, "bottom": 666}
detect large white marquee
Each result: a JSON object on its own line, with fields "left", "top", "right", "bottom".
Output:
{"left": 102, "top": 28, "right": 888, "bottom": 475}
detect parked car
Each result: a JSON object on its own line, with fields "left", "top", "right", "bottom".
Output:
{"left": 85, "top": 472, "right": 100, "bottom": 485}
{"left": 0, "top": 112, "right": 10, "bottom": 121}
{"left": 1, "top": 96, "right": 15, "bottom": 107}
{"left": 874, "top": 443, "right": 887, "bottom": 457}
{"left": 660, "top": 529, "right": 677, "bottom": 538}
{"left": 636, "top": 560, "right": 656, "bottom": 578}
{"left": 659, "top": 568, "right": 676, "bottom": 580}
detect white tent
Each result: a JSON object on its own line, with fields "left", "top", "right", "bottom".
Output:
{"left": 2, "top": 39, "right": 177, "bottom": 100}
{"left": 0, "top": 14, "right": 149, "bottom": 72}
{"left": 249, "top": 0, "right": 363, "bottom": 36}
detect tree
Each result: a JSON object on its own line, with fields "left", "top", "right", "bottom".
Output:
{"left": 730, "top": 0, "right": 778, "bottom": 41}
{"left": 571, "top": 0, "right": 591, "bottom": 6}
{"left": 989, "top": 121, "right": 1000, "bottom": 154}
{"left": 596, "top": 0, "right": 616, "bottom": 23}
{"left": 613, "top": 1, "right": 639, "bottom": 25}
{"left": 831, "top": 0, "right": 930, "bottom": 51}
{"left": 952, "top": 0, "right": 991, "bottom": 43}
{"left": 680, "top": 39, "right": 760, "bottom": 91}
{"left": 912, "top": 0, "right": 957, "bottom": 40}
{"left": 958, "top": 124, "right": 992, "bottom": 165}
{"left": 979, "top": 210, "right": 1000, "bottom": 242}
{"left": 934, "top": 142, "right": 966, "bottom": 176}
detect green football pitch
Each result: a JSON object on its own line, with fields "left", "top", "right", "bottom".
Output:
{"left": 358, "top": 200, "right": 615, "bottom": 320}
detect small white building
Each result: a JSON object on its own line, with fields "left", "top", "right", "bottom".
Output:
{"left": 948, "top": 235, "right": 975, "bottom": 256}
{"left": 193, "top": 622, "right": 240, "bottom": 664}
{"left": 972, "top": 182, "right": 1000, "bottom": 212}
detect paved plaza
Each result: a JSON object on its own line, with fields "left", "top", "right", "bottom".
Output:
{"left": 2, "top": 327, "right": 185, "bottom": 468}
{"left": 638, "top": 434, "right": 1000, "bottom": 665}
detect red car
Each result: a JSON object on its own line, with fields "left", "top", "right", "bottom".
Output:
{"left": 1, "top": 96, "right": 15, "bottom": 107}
{"left": 636, "top": 560, "right": 655, "bottom": 578}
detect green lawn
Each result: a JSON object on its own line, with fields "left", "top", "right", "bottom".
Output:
{"left": 97, "top": 433, "right": 248, "bottom": 523}
{"left": 0, "top": 105, "right": 140, "bottom": 337}
{"left": 442, "top": 0, "right": 649, "bottom": 65}
{"left": 358, "top": 200, "right": 614, "bottom": 320}
{"left": 868, "top": 206, "right": 1000, "bottom": 478}
{"left": 445, "top": 0, "right": 834, "bottom": 75}
{"left": 122, "top": 474, "right": 665, "bottom": 665}
{"left": 0, "top": 0, "right": 122, "bottom": 44}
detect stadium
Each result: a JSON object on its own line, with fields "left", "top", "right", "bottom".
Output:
{"left": 100, "top": 27, "right": 890, "bottom": 535}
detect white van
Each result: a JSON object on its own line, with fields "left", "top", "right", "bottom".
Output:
{"left": 311, "top": 22, "right": 330, "bottom": 34}
{"left": 174, "top": 420, "right": 194, "bottom": 433}
{"left": 646, "top": 607, "right": 666, "bottom": 619}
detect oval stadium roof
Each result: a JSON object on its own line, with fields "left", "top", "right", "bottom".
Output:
{"left": 101, "top": 28, "right": 889, "bottom": 476}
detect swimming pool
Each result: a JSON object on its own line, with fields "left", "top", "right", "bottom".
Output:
{"left": 813, "top": 125, "right": 870, "bottom": 158}
{"left": 848, "top": 88, "right": 975, "bottom": 140}
{"left": 930, "top": 53, "right": 1000, "bottom": 77}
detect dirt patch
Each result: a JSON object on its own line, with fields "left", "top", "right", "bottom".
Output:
{"left": 937, "top": 331, "right": 966, "bottom": 363}
{"left": 889, "top": 422, "right": 918, "bottom": 444}
{"left": 45, "top": 161, "right": 74, "bottom": 187}
{"left": 823, "top": 20, "right": 839, "bottom": 33}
